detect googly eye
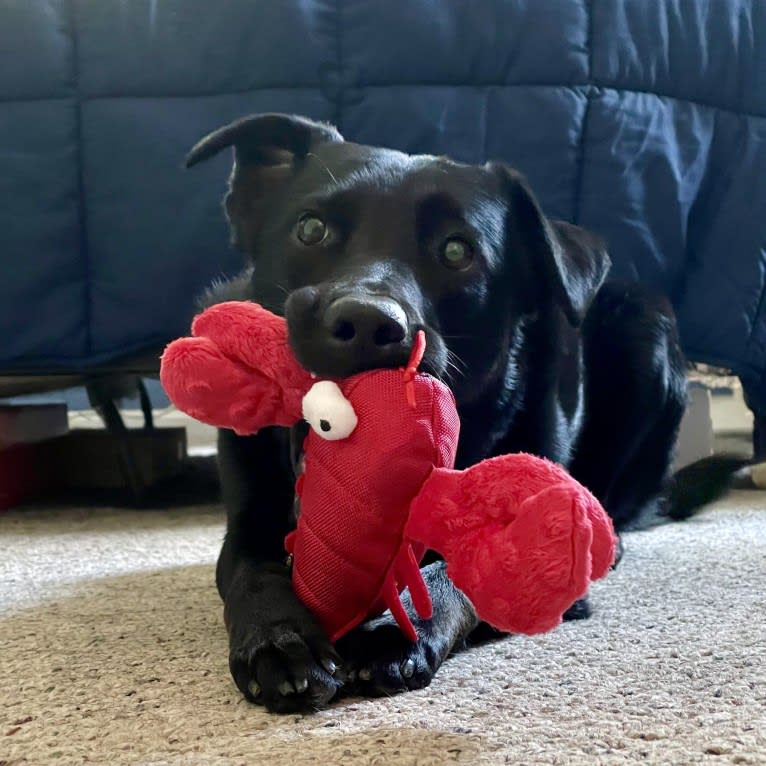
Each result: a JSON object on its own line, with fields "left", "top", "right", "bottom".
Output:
{"left": 301, "top": 381, "right": 357, "bottom": 441}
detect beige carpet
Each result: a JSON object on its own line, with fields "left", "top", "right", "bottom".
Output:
{"left": 1, "top": 493, "right": 765, "bottom": 766}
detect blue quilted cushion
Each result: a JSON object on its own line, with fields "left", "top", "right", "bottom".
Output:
{"left": 0, "top": 0, "right": 763, "bottom": 410}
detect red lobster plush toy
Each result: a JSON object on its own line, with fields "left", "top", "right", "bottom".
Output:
{"left": 160, "top": 301, "right": 616, "bottom": 643}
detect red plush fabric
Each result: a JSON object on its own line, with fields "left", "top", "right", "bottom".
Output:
{"left": 160, "top": 301, "right": 617, "bottom": 644}
{"left": 407, "top": 455, "right": 617, "bottom": 635}
{"left": 285, "top": 368, "right": 460, "bottom": 642}
{"left": 160, "top": 301, "right": 312, "bottom": 433}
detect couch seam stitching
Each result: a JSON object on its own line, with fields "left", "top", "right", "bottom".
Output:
{"left": 571, "top": 0, "right": 594, "bottom": 226}
{"left": 68, "top": 0, "right": 92, "bottom": 357}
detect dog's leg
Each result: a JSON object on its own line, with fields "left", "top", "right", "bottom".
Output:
{"left": 217, "top": 427, "right": 344, "bottom": 713}
{"left": 335, "top": 560, "right": 479, "bottom": 696}
{"left": 569, "top": 283, "right": 687, "bottom": 531}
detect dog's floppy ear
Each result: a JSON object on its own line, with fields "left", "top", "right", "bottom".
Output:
{"left": 489, "top": 163, "right": 610, "bottom": 326}
{"left": 185, "top": 113, "right": 343, "bottom": 168}
{"left": 547, "top": 218, "right": 611, "bottom": 325}
{"left": 186, "top": 113, "right": 344, "bottom": 252}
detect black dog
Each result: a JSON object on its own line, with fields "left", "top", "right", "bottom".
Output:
{"left": 185, "top": 113, "right": 732, "bottom": 714}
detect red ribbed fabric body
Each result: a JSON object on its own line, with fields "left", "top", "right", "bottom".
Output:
{"left": 285, "top": 368, "right": 460, "bottom": 642}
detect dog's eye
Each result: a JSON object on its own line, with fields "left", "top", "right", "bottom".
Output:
{"left": 440, "top": 237, "right": 474, "bottom": 270}
{"left": 296, "top": 215, "right": 328, "bottom": 245}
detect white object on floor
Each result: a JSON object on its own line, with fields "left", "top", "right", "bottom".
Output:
{"left": 674, "top": 382, "right": 714, "bottom": 470}
{"left": 0, "top": 403, "right": 68, "bottom": 447}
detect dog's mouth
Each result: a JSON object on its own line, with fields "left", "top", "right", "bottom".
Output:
{"left": 284, "top": 286, "right": 448, "bottom": 381}
{"left": 291, "top": 333, "right": 448, "bottom": 382}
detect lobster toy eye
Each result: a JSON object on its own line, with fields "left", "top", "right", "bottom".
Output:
{"left": 302, "top": 381, "right": 358, "bottom": 441}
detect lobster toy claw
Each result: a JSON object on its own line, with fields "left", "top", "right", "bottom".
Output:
{"left": 160, "top": 301, "right": 314, "bottom": 434}
{"left": 160, "top": 301, "right": 617, "bottom": 644}
{"left": 407, "top": 454, "right": 617, "bottom": 635}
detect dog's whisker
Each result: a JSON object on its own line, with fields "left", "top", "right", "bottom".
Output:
{"left": 446, "top": 350, "right": 467, "bottom": 375}
{"left": 438, "top": 348, "right": 467, "bottom": 389}
{"left": 307, "top": 152, "right": 338, "bottom": 185}
{"left": 448, "top": 355, "right": 467, "bottom": 373}
{"left": 442, "top": 368, "right": 458, "bottom": 389}
{"left": 273, "top": 283, "right": 291, "bottom": 297}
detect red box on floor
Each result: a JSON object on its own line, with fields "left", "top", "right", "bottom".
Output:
{"left": 0, "top": 442, "right": 47, "bottom": 510}
{"left": 0, "top": 403, "right": 68, "bottom": 510}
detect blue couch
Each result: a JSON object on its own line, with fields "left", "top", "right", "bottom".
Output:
{"left": 2, "top": 0, "right": 764, "bottom": 428}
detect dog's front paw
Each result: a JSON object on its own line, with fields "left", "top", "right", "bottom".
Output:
{"left": 336, "top": 613, "right": 445, "bottom": 697}
{"left": 562, "top": 597, "right": 592, "bottom": 621}
{"left": 228, "top": 603, "right": 343, "bottom": 714}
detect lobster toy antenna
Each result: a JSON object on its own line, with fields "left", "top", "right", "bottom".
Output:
{"left": 403, "top": 330, "right": 427, "bottom": 408}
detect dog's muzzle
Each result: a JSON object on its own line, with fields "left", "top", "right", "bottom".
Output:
{"left": 285, "top": 286, "right": 413, "bottom": 378}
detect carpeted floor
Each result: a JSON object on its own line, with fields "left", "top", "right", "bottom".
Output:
{"left": 1, "top": 493, "right": 765, "bottom": 766}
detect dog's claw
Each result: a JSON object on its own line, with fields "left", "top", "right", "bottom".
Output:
{"left": 248, "top": 681, "right": 261, "bottom": 699}
{"left": 278, "top": 680, "right": 296, "bottom": 696}
{"left": 322, "top": 658, "right": 338, "bottom": 676}
{"left": 295, "top": 677, "right": 309, "bottom": 693}
{"left": 358, "top": 668, "right": 372, "bottom": 681}
{"left": 401, "top": 659, "right": 416, "bottom": 678}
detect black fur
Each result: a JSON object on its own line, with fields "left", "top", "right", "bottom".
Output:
{"left": 185, "top": 113, "right": 732, "bottom": 713}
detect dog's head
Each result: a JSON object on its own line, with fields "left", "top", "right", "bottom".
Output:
{"left": 187, "top": 113, "right": 609, "bottom": 403}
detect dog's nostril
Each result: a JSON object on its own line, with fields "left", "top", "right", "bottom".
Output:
{"left": 324, "top": 296, "right": 409, "bottom": 350}
{"left": 374, "top": 321, "right": 406, "bottom": 347}
{"left": 332, "top": 320, "right": 356, "bottom": 342}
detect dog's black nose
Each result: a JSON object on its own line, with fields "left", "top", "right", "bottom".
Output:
{"left": 285, "top": 288, "right": 413, "bottom": 377}
{"left": 323, "top": 295, "right": 408, "bottom": 355}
